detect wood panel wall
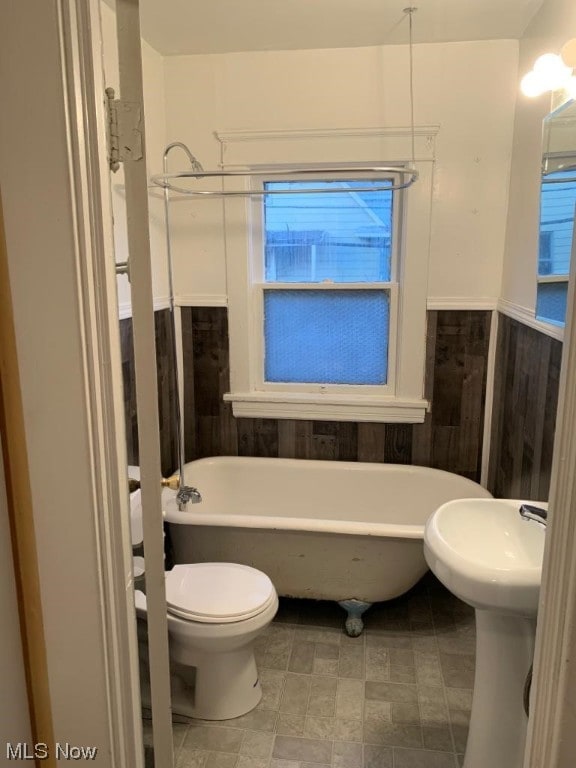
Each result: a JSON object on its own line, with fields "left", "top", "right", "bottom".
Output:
{"left": 118, "top": 308, "right": 564, "bottom": 497}
{"left": 488, "top": 313, "right": 562, "bottom": 500}
{"left": 180, "top": 307, "right": 492, "bottom": 482}
{"left": 119, "top": 309, "right": 178, "bottom": 476}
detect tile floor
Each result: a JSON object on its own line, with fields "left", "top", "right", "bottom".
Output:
{"left": 145, "top": 575, "right": 475, "bottom": 768}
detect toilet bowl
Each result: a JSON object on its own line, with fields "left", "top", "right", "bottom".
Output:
{"left": 135, "top": 562, "right": 278, "bottom": 721}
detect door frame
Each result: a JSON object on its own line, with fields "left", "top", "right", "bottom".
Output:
{"left": 523, "top": 217, "right": 576, "bottom": 766}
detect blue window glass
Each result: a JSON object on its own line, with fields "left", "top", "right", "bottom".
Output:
{"left": 536, "top": 281, "right": 568, "bottom": 325}
{"left": 264, "top": 290, "right": 389, "bottom": 385}
{"left": 263, "top": 180, "right": 393, "bottom": 283}
{"left": 538, "top": 170, "right": 576, "bottom": 277}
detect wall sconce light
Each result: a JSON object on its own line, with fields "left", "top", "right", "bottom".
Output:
{"left": 561, "top": 39, "right": 576, "bottom": 68}
{"left": 520, "top": 40, "right": 576, "bottom": 98}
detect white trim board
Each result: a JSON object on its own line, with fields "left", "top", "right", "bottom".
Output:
{"left": 176, "top": 294, "right": 228, "bottom": 308}
{"left": 176, "top": 297, "right": 500, "bottom": 311}
{"left": 497, "top": 298, "right": 564, "bottom": 341}
{"left": 115, "top": 0, "right": 174, "bottom": 764}
{"left": 220, "top": 130, "right": 435, "bottom": 423}
{"left": 524, "top": 218, "right": 576, "bottom": 767}
{"left": 427, "top": 297, "right": 498, "bottom": 310}
{"left": 118, "top": 295, "right": 229, "bottom": 319}
{"left": 117, "top": 296, "right": 171, "bottom": 320}
{"left": 216, "top": 125, "right": 438, "bottom": 169}
{"left": 121, "top": 297, "right": 502, "bottom": 316}
{"left": 215, "top": 125, "right": 440, "bottom": 145}
{"left": 225, "top": 392, "right": 428, "bottom": 423}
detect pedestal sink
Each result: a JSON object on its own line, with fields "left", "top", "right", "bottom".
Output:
{"left": 424, "top": 498, "right": 546, "bottom": 768}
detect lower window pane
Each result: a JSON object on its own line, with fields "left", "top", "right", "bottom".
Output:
{"left": 264, "top": 290, "right": 389, "bottom": 384}
{"left": 536, "top": 281, "right": 568, "bottom": 325}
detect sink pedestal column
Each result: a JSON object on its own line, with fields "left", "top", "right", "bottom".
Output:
{"left": 464, "top": 610, "right": 536, "bottom": 768}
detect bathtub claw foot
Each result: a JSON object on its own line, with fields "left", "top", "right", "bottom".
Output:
{"left": 338, "top": 599, "right": 372, "bottom": 637}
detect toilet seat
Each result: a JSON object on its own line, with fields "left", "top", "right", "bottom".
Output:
{"left": 165, "top": 563, "right": 276, "bottom": 624}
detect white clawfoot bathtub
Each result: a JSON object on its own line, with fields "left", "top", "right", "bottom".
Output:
{"left": 164, "top": 457, "right": 491, "bottom": 634}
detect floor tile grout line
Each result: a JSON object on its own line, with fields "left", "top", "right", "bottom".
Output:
{"left": 173, "top": 720, "right": 190, "bottom": 766}
{"left": 426, "top": 579, "right": 465, "bottom": 761}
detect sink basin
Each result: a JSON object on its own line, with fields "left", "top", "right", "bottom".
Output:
{"left": 424, "top": 498, "right": 547, "bottom": 768}
{"left": 424, "top": 498, "right": 546, "bottom": 616}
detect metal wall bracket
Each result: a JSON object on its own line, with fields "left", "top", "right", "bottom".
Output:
{"left": 105, "top": 87, "right": 144, "bottom": 173}
{"left": 115, "top": 261, "right": 131, "bottom": 281}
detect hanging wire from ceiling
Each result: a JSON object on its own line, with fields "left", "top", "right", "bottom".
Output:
{"left": 403, "top": 7, "right": 417, "bottom": 171}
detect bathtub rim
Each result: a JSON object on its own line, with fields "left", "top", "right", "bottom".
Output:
{"left": 165, "top": 510, "right": 427, "bottom": 538}
{"left": 163, "top": 456, "right": 491, "bottom": 537}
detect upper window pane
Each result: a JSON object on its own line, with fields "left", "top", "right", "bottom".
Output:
{"left": 263, "top": 180, "right": 393, "bottom": 283}
{"left": 538, "top": 169, "right": 576, "bottom": 277}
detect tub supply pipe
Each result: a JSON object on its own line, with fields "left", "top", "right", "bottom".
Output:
{"left": 160, "top": 475, "right": 180, "bottom": 491}
{"left": 127, "top": 475, "right": 175, "bottom": 492}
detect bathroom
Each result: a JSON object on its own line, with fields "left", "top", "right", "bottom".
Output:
{"left": 0, "top": 0, "right": 575, "bottom": 767}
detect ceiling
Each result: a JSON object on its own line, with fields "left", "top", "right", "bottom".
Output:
{"left": 116, "top": 0, "right": 545, "bottom": 57}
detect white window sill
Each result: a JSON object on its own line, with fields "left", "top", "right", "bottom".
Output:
{"left": 223, "top": 392, "right": 428, "bottom": 423}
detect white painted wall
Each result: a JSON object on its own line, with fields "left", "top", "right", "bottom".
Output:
{"left": 163, "top": 40, "right": 519, "bottom": 305}
{"left": 0, "top": 1, "right": 122, "bottom": 759}
{"left": 100, "top": 1, "right": 168, "bottom": 315}
{"left": 0, "top": 441, "right": 32, "bottom": 751}
{"left": 502, "top": 0, "right": 576, "bottom": 311}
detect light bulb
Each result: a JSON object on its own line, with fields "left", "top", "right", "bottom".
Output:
{"left": 520, "top": 70, "right": 547, "bottom": 97}
{"left": 560, "top": 39, "right": 576, "bottom": 69}
{"left": 533, "top": 53, "right": 573, "bottom": 90}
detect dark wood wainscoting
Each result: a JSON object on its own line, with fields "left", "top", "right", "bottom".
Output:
{"left": 119, "top": 309, "right": 178, "bottom": 476}
{"left": 488, "top": 313, "right": 562, "bottom": 500}
{"left": 180, "top": 307, "right": 492, "bottom": 482}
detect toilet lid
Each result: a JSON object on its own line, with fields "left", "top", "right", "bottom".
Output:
{"left": 165, "top": 563, "right": 276, "bottom": 623}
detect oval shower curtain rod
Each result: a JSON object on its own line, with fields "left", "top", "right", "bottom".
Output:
{"left": 150, "top": 165, "right": 419, "bottom": 197}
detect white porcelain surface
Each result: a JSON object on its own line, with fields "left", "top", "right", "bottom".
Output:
{"left": 424, "top": 498, "right": 546, "bottom": 616}
{"left": 165, "top": 562, "right": 276, "bottom": 622}
{"left": 135, "top": 567, "right": 278, "bottom": 720}
{"left": 424, "top": 498, "right": 547, "bottom": 768}
{"left": 165, "top": 456, "right": 491, "bottom": 604}
{"left": 129, "top": 489, "right": 143, "bottom": 547}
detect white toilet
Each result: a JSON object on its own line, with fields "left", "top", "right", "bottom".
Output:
{"left": 135, "top": 562, "right": 278, "bottom": 721}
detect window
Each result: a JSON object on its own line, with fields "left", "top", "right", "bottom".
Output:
{"left": 262, "top": 179, "right": 394, "bottom": 389}
{"left": 220, "top": 128, "right": 435, "bottom": 422}
{"left": 537, "top": 165, "right": 576, "bottom": 325}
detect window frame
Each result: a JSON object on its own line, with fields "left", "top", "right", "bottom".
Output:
{"left": 219, "top": 128, "right": 436, "bottom": 423}
{"left": 535, "top": 150, "right": 576, "bottom": 327}
{"left": 252, "top": 172, "right": 400, "bottom": 397}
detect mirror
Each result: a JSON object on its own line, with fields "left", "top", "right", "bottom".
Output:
{"left": 537, "top": 99, "right": 576, "bottom": 326}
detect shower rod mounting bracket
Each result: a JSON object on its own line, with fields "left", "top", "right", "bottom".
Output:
{"left": 105, "top": 87, "right": 144, "bottom": 172}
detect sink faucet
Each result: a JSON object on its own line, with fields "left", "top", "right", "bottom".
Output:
{"left": 519, "top": 504, "right": 547, "bottom": 526}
